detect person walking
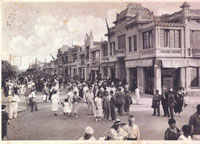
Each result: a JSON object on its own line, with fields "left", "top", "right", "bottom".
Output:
{"left": 168, "top": 89, "right": 176, "bottom": 119}
{"left": 174, "top": 89, "right": 184, "bottom": 117}
{"left": 164, "top": 119, "right": 181, "bottom": 140}
{"left": 71, "top": 91, "right": 82, "bottom": 119}
{"left": 135, "top": 87, "right": 140, "bottom": 104}
{"left": 29, "top": 89, "right": 38, "bottom": 112}
{"left": 8, "top": 89, "right": 20, "bottom": 119}
{"left": 102, "top": 91, "right": 110, "bottom": 120}
{"left": 124, "top": 90, "right": 132, "bottom": 115}
{"left": 51, "top": 90, "right": 60, "bottom": 116}
{"left": 152, "top": 90, "right": 161, "bottom": 116}
{"left": 110, "top": 90, "right": 116, "bottom": 121}
{"left": 94, "top": 92, "right": 103, "bottom": 121}
{"left": 62, "top": 98, "right": 71, "bottom": 119}
{"left": 189, "top": 104, "right": 200, "bottom": 140}
{"left": 161, "top": 87, "right": 169, "bottom": 117}
{"left": 85, "top": 87, "right": 95, "bottom": 115}
{"left": 115, "top": 88, "right": 125, "bottom": 116}
{"left": 2, "top": 105, "right": 9, "bottom": 140}
{"left": 123, "top": 115, "right": 140, "bottom": 140}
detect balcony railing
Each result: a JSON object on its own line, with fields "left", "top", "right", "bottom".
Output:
{"left": 115, "top": 49, "right": 125, "bottom": 57}
{"left": 139, "top": 48, "right": 184, "bottom": 58}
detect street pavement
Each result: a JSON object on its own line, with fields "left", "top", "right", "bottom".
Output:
{"left": 3, "top": 91, "right": 200, "bottom": 140}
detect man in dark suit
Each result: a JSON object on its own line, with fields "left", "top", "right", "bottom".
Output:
{"left": 161, "top": 88, "right": 169, "bottom": 117}
{"left": 115, "top": 87, "right": 125, "bottom": 116}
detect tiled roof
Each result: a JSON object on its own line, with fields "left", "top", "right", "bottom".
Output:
{"left": 154, "top": 21, "right": 185, "bottom": 27}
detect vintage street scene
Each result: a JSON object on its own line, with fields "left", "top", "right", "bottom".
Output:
{"left": 1, "top": 1, "right": 200, "bottom": 141}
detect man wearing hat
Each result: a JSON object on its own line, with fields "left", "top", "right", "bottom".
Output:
{"left": 2, "top": 105, "right": 9, "bottom": 140}
{"left": 79, "top": 126, "right": 96, "bottom": 140}
{"left": 123, "top": 115, "right": 140, "bottom": 140}
{"left": 105, "top": 118, "right": 128, "bottom": 140}
{"left": 189, "top": 104, "right": 200, "bottom": 140}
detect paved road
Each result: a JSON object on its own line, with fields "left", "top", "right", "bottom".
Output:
{"left": 4, "top": 93, "right": 200, "bottom": 140}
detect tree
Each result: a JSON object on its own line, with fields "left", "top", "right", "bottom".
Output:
{"left": 2, "top": 60, "right": 18, "bottom": 82}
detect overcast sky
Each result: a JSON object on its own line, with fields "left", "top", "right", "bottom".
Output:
{"left": 2, "top": 2, "right": 200, "bottom": 70}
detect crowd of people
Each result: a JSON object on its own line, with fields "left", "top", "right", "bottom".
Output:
{"left": 1, "top": 74, "right": 200, "bottom": 141}
{"left": 151, "top": 87, "right": 189, "bottom": 118}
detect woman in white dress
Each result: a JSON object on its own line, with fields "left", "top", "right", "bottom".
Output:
{"left": 94, "top": 92, "right": 103, "bottom": 121}
{"left": 51, "top": 90, "right": 60, "bottom": 116}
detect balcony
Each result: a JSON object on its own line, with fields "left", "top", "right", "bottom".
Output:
{"left": 115, "top": 49, "right": 125, "bottom": 57}
{"left": 139, "top": 48, "right": 185, "bottom": 58}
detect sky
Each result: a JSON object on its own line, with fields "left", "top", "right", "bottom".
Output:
{"left": 2, "top": 1, "right": 200, "bottom": 70}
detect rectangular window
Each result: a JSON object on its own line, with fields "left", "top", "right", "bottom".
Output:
{"left": 143, "top": 30, "right": 154, "bottom": 49}
{"left": 190, "top": 30, "right": 200, "bottom": 49}
{"left": 164, "top": 30, "right": 170, "bottom": 47}
{"left": 133, "top": 35, "right": 137, "bottom": 51}
{"left": 128, "top": 36, "right": 132, "bottom": 52}
{"left": 103, "top": 45, "right": 108, "bottom": 56}
{"left": 161, "top": 29, "right": 181, "bottom": 48}
{"left": 73, "top": 54, "right": 77, "bottom": 62}
{"left": 191, "top": 68, "right": 199, "bottom": 87}
{"left": 118, "top": 34, "right": 126, "bottom": 49}
{"left": 113, "top": 42, "right": 115, "bottom": 55}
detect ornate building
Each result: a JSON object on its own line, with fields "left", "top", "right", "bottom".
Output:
{"left": 105, "top": 2, "right": 200, "bottom": 95}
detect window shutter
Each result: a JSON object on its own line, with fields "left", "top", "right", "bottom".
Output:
{"left": 175, "top": 30, "right": 180, "bottom": 48}
{"left": 160, "top": 29, "right": 164, "bottom": 47}
{"left": 170, "top": 30, "right": 175, "bottom": 48}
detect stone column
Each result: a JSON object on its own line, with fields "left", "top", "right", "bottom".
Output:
{"left": 126, "top": 68, "right": 130, "bottom": 86}
{"left": 137, "top": 67, "right": 145, "bottom": 94}
{"left": 185, "top": 67, "right": 191, "bottom": 91}
{"left": 154, "top": 65, "right": 162, "bottom": 95}
{"left": 180, "top": 67, "right": 186, "bottom": 88}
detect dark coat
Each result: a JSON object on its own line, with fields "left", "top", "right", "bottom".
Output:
{"left": 116, "top": 91, "right": 125, "bottom": 105}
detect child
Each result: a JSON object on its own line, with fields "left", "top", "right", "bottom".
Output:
{"left": 62, "top": 98, "right": 71, "bottom": 119}
{"left": 164, "top": 119, "right": 181, "bottom": 140}
{"left": 94, "top": 92, "right": 103, "bottom": 121}
{"left": 2, "top": 105, "right": 9, "bottom": 140}
{"left": 178, "top": 125, "right": 192, "bottom": 141}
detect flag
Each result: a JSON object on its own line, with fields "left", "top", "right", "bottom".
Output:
{"left": 105, "top": 18, "right": 112, "bottom": 46}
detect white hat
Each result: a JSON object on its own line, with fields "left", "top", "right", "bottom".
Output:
{"left": 85, "top": 126, "right": 94, "bottom": 135}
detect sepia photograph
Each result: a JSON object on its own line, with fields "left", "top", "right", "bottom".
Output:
{"left": 1, "top": 0, "right": 200, "bottom": 142}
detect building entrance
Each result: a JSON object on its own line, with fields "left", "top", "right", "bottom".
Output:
{"left": 161, "top": 68, "right": 180, "bottom": 91}
{"left": 145, "top": 67, "right": 154, "bottom": 95}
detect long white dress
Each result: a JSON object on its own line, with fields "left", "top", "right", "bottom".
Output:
{"left": 51, "top": 94, "right": 59, "bottom": 111}
{"left": 94, "top": 97, "right": 103, "bottom": 117}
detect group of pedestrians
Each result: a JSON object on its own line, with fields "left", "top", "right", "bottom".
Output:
{"left": 152, "top": 87, "right": 188, "bottom": 118}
